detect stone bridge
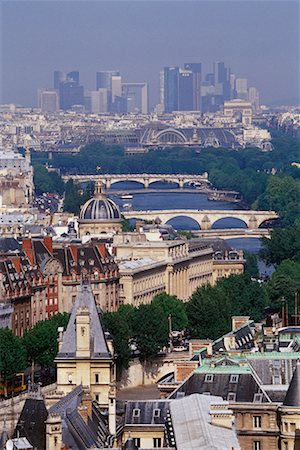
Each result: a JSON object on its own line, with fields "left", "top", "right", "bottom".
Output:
{"left": 123, "top": 209, "right": 279, "bottom": 229}
{"left": 62, "top": 173, "right": 211, "bottom": 189}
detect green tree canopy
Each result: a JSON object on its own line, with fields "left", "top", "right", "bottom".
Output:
{"left": 151, "top": 292, "right": 188, "bottom": 332}
{"left": 33, "top": 164, "right": 65, "bottom": 195}
{"left": 0, "top": 328, "right": 26, "bottom": 377}
{"left": 255, "top": 176, "right": 300, "bottom": 226}
{"left": 260, "top": 220, "right": 300, "bottom": 265}
{"left": 22, "top": 313, "right": 69, "bottom": 367}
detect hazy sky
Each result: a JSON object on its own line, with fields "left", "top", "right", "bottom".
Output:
{"left": 1, "top": 0, "right": 299, "bottom": 107}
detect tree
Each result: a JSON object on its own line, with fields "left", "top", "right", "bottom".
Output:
{"left": 267, "top": 260, "right": 300, "bottom": 311}
{"left": 151, "top": 293, "right": 188, "bottom": 332}
{"left": 255, "top": 176, "right": 300, "bottom": 226}
{"left": 244, "top": 251, "right": 259, "bottom": 278}
{"left": 103, "top": 305, "right": 137, "bottom": 370}
{"left": 134, "top": 304, "right": 168, "bottom": 362}
{"left": 0, "top": 328, "right": 26, "bottom": 378}
{"left": 260, "top": 220, "right": 300, "bottom": 265}
{"left": 33, "top": 164, "right": 65, "bottom": 195}
{"left": 23, "top": 313, "right": 69, "bottom": 368}
{"left": 186, "top": 284, "right": 233, "bottom": 340}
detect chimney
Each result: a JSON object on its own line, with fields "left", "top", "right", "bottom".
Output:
{"left": 22, "top": 238, "right": 35, "bottom": 265}
{"left": 232, "top": 316, "right": 250, "bottom": 331}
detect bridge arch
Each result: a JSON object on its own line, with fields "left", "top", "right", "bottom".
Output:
{"left": 211, "top": 217, "right": 248, "bottom": 229}
{"left": 108, "top": 179, "right": 145, "bottom": 189}
{"left": 166, "top": 215, "right": 201, "bottom": 230}
{"left": 258, "top": 217, "right": 280, "bottom": 228}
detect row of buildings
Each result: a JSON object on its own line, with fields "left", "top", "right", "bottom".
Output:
{"left": 0, "top": 104, "right": 272, "bottom": 153}
{"left": 1, "top": 283, "right": 300, "bottom": 450}
{"left": 37, "top": 63, "right": 260, "bottom": 115}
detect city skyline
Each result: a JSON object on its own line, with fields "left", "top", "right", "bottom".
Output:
{"left": 1, "top": 1, "right": 299, "bottom": 108}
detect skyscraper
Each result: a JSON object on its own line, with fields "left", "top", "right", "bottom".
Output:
{"left": 235, "top": 78, "right": 248, "bottom": 100}
{"left": 162, "top": 67, "right": 179, "bottom": 113}
{"left": 67, "top": 71, "right": 80, "bottom": 85}
{"left": 59, "top": 81, "right": 84, "bottom": 110}
{"left": 96, "top": 71, "right": 120, "bottom": 90}
{"left": 53, "top": 71, "right": 65, "bottom": 90}
{"left": 184, "top": 63, "right": 202, "bottom": 111}
{"left": 90, "top": 89, "right": 108, "bottom": 113}
{"left": 39, "top": 90, "right": 59, "bottom": 113}
{"left": 178, "top": 69, "right": 194, "bottom": 111}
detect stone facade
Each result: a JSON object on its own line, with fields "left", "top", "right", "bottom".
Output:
{"left": 0, "top": 148, "right": 33, "bottom": 210}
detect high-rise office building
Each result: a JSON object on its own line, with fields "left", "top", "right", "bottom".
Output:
{"left": 214, "top": 61, "right": 231, "bottom": 100}
{"left": 235, "top": 78, "right": 248, "bottom": 100}
{"left": 59, "top": 81, "right": 84, "bottom": 110}
{"left": 248, "top": 87, "right": 260, "bottom": 112}
{"left": 178, "top": 69, "right": 194, "bottom": 111}
{"left": 122, "top": 83, "right": 148, "bottom": 114}
{"left": 53, "top": 71, "right": 65, "bottom": 90}
{"left": 162, "top": 67, "right": 179, "bottom": 112}
{"left": 184, "top": 63, "right": 202, "bottom": 111}
{"left": 96, "top": 71, "right": 120, "bottom": 90}
{"left": 90, "top": 89, "right": 109, "bottom": 113}
{"left": 67, "top": 71, "right": 80, "bottom": 85}
{"left": 38, "top": 90, "right": 59, "bottom": 112}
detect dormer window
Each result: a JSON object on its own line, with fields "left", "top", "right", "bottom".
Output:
{"left": 153, "top": 409, "right": 160, "bottom": 418}
{"left": 230, "top": 374, "right": 239, "bottom": 383}
{"left": 253, "top": 393, "right": 263, "bottom": 403}
{"left": 204, "top": 374, "right": 214, "bottom": 383}
{"left": 133, "top": 408, "right": 140, "bottom": 418}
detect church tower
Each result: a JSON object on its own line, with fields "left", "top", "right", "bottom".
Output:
{"left": 55, "top": 281, "right": 115, "bottom": 408}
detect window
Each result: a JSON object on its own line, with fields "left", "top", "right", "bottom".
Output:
{"left": 253, "top": 393, "right": 263, "bottom": 403}
{"left": 253, "top": 416, "right": 262, "bottom": 428}
{"left": 95, "top": 374, "right": 99, "bottom": 384}
{"left": 273, "top": 360, "right": 281, "bottom": 369}
{"left": 153, "top": 409, "right": 161, "bottom": 418}
{"left": 290, "top": 423, "right": 296, "bottom": 432}
{"left": 132, "top": 408, "right": 140, "bottom": 418}
{"left": 134, "top": 438, "right": 140, "bottom": 447}
{"left": 153, "top": 437, "right": 162, "bottom": 448}
{"left": 204, "top": 374, "right": 214, "bottom": 383}
{"left": 95, "top": 394, "right": 99, "bottom": 402}
{"left": 176, "top": 392, "right": 185, "bottom": 399}
{"left": 273, "top": 374, "right": 281, "bottom": 385}
{"left": 227, "top": 393, "right": 236, "bottom": 402}
{"left": 230, "top": 374, "right": 239, "bottom": 383}
{"left": 253, "top": 441, "right": 261, "bottom": 450}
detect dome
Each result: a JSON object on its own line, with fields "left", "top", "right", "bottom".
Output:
{"left": 79, "top": 180, "right": 121, "bottom": 222}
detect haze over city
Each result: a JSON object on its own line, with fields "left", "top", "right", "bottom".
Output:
{"left": 1, "top": 0, "right": 299, "bottom": 108}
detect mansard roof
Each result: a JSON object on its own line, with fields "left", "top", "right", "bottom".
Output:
{"left": 283, "top": 361, "right": 300, "bottom": 407}
{"left": 55, "top": 282, "right": 111, "bottom": 360}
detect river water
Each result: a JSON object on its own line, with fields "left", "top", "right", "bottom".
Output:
{"left": 109, "top": 182, "right": 272, "bottom": 275}
{"left": 109, "top": 182, "right": 274, "bottom": 275}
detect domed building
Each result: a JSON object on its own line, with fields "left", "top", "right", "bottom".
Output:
{"left": 78, "top": 179, "right": 122, "bottom": 237}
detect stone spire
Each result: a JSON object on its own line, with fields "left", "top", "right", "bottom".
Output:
{"left": 283, "top": 360, "right": 300, "bottom": 407}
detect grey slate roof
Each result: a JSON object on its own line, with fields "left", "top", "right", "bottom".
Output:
{"left": 169, "top": 394, "right": 241, "bottom": 450}
{"left": 283, "top": 361, "right": 300, "bottom": 407}
{"left": 124, "top": 400, "right": 170, "bottom": 426}
{"left": 56, "top": 282, "right": 111, "bottom": 360}
{"left": 13, "top": 398, "right": 48, "bottom": 450}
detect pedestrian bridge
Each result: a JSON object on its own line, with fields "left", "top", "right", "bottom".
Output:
{"left": 62, "top": 173, "right": 211, "bottom": 189}
{"left": 123, "top": 209, "right": 279, "bottom": 229}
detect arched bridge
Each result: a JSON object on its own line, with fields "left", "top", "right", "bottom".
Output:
{"left": 62, "top": 173, "right": 211, "bottom": 189}
{"left": 123, "top": 209, "right": 279, "bottom": 229}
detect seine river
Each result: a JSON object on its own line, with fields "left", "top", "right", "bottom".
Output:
{"left": 108, "top": 181, "right": 273, "bottom": 276}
